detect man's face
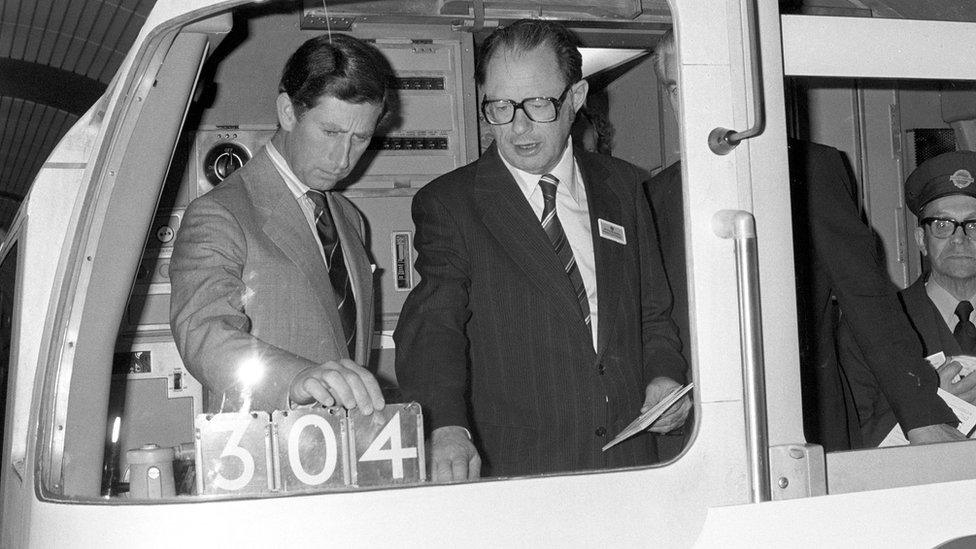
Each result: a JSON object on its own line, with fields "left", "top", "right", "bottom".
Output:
{"left": 482, "top": 45, "right": 587, "bottom": 175}
{"left": 916, "top": 194, "right": 976, "bottom": 282}
{"left": 661, "top": 51, "right": 680, "bottom": 124}
{"left": 275, "top": 93, "right": 382, "bottom": 191}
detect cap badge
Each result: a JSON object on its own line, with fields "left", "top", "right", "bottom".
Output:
{"left": 950, "top": 169, "right": 974, "bottom": 189}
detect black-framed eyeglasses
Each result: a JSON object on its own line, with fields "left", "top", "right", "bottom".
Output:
{"left": 480, "top": 84, "right": 574, "bottom": 125}
{"left": 921, "top": 217, "right": 976, "bottom": 239}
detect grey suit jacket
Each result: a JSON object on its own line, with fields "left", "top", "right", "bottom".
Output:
{"left": 170, "top": 147, "right": 374, "bottom": 412}
{"left": 838, "top": 277, "right": 960, "bottom": 446}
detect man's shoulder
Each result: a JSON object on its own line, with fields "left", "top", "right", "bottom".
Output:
{"left": 185, "top": 154, "right": 269, "bottom": 217}
{"left": 415, "top": 154, "right": 486, "bottom": 202}
{"left": 577, "top": 148, "right": 644, "bottom": 178}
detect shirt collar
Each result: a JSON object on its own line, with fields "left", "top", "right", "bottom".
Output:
{"left": 500, "top": 138, "right": 582, "bottom": 205}
{"left": 926, "top": 277, "right": 976, "bottom": 324}
{"left": 266, "top": 141, "right": 311, "bottom": 201}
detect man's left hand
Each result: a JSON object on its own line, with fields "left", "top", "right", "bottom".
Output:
{"left": 642, "top": 376, "right": 691, "bottom": 433}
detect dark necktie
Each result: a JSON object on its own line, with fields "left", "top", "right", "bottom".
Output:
{"left": 538, "top": 174, "right": 591, "bottom": 332}
{"left": 954, "top": 300, "right": 976, "bottom": 354}
{"left": 306, "top": 190, "right": 357, "bottom": 358}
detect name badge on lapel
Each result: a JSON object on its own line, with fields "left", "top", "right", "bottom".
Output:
{"left": 598, "top": 219, "right": 627, "bottom": 245}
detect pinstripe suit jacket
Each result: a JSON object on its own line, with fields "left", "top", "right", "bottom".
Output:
{"left": 394, "top": 144, "right": 686, "bottom": 477}
{"left": 170, "top": 147, "right": 374, "bottom": 412}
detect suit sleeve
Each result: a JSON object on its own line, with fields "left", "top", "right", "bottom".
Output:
{"left": 169, "top": 197, "right": 316, "bottom": 411}
{"left": 394, "top": 187, "right": 473, "bottom": 431}
{"left": 799, "top": 143, "right": 955, "bottom": 433}
{"left": 635, "top": 168, "right": 688, "bottom": 384}
{"left": 835, "top": 312, "right": 898, "bottom": 447}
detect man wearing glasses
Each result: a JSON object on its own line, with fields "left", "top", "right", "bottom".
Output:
{"left": 394, "top": 19, "right": 689, "bottom": 481}
{"left": 840, "top": 150, "right": 976, "bottom": 446}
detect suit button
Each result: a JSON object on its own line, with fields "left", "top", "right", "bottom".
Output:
{"left": 598, "top": 364, "right": 606, "bottom": 375}
{"left": 595, "top": 427, "right": 607, "bottom": 437}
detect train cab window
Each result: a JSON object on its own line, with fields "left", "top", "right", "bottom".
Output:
{"left": 786, "top": 76, "right": 976, "bottom": 456}
{"left": 36, "top": 0, "right": 704, "bottom": 503}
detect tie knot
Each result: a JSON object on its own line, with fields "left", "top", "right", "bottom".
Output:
{"left": 957, "top": 300, "right": 973, "bottom": 322}
{"left": 538, "top": 174, "right": 559, "bottom": 199}
{"left": 306, "top": 189, "right": 327, "bottom": 214}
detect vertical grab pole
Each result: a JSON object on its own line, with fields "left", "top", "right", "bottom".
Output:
{"left": 714, "top": 209, "right": 770, "bottom": 502}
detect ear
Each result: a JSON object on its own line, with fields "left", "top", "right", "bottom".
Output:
{"left": 570, "top": 79, "right": 589, "bottom": 113}
{"left": 915, "top": 226, "right": 928, "bottom": 256}
{"left": 276, "top": 92, "right": 297, "bottom": 132}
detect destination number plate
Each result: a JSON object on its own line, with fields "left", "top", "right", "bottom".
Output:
{"left": 195, "top": 403, "right": 425, "bottom": 495}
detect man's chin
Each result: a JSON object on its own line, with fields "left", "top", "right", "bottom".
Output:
{"left": 308, "top": 178, "right": 340, "bottom": 192}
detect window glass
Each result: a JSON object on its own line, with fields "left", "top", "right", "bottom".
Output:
{"left": 50, "top": 1, "right": 691, "bottom": 502}
{"left": 786, "top": 76, "right": 976, "bottom": 452}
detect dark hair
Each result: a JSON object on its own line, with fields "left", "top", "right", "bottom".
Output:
{"left": 278, "top": 34, "right": 394, "bottom": 117}
{"left": 475, "top": 19, "right": 582, "bottom": 88}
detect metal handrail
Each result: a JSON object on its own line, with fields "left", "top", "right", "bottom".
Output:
{"left": 709, "top": 0, "right": 766, "bottom": 155}
{"left": 714, "top": 209, "right": 771, "bottom": 502}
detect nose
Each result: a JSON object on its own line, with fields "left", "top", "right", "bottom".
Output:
{"left": 328, "top": 136, "right": 352, "bottom": 172}
{"left": 511, "top": 108, "right": 532, "bottom": 135}
{"left": 952, "top": 225, "right": 969, "bottom": 242}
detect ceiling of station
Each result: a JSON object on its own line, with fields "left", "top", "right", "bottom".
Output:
{"left": 1, "top": 0, "right": 975, "bottom": 232}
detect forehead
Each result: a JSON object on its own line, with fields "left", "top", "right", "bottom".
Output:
{"left": 302, "top": 95, "right": 382, "bottom": 128}
{"left": 482, "top": 45, "right": 565, "bottom": 97}
{"left": 922, "top": 194, "right": 976, "bottom": 217}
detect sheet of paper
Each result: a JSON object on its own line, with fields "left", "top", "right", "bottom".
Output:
{"left": 602, "top": 383, "right": 694, "bottom": 452}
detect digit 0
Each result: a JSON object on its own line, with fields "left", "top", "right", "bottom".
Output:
{"left": 287, "top": 413, "right": 339, "bottom": 485}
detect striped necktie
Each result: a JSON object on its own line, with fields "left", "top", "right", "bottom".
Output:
{"left": 538, "top": 174, "right": 591, "bottom": 332}
{"left": 306, "top": 190, "right": 357, "bottom": 358}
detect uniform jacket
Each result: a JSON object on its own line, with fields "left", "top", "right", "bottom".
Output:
{"left": 394, "top": 144, "right": 686, "bottom": 477}
{"left": 170, "top": 147, "right": 374, "bottom": 412}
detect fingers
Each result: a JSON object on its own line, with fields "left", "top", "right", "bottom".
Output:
{"left": 339, "top": 358, "right": 385, "bottom": 412}
{"left": 938, "top": 361, "right": 963, "bottom": 388}
{"left": 468, "top": 453, "right": 482, "bottom": 479}
{"left": 450, "top": 455, "right": 469, "bottom": 481}
{"left": 647, "top": 396, "right": 691, "bottom": 433}
{"left": 290, "top": 360, "right": 386, "bottom": 413}
{"left": 951, "top": 371, "right": 976, "bottom": 404}
{"left": 430, "top": 426, "right": 480, "bottom": 483}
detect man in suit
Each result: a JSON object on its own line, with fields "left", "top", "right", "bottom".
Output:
{"left": 646, "top": 30, "right": 959, "bottom": 449}
{"left": 839, "top": 151, "right": 976, "bottom": 446}
{"left": 170, "top": 34, "right": 388, "bottom": 414}
{"left": 394, "top": 19, "right": 690, "bottom": 481}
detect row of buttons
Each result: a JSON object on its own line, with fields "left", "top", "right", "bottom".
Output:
{"left": 394, "top": 77, "right": 445, "bottom": 90}
{"left": 369, "top": 137, "right": 449, "bottom": 151}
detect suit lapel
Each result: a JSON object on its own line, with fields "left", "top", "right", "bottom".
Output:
{"left": 245, "top": 150, "right": 346, "bottom": 355}
{"left": 579, "top": 153, "right": 624, "bottom": 355}
{"left": 327, "top": 192, "right": 374, "bottom": 362}
{"left": 472, "top": 146, "right": 582, "bottom": 321}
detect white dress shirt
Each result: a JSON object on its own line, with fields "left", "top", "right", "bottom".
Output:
{"left": 266, "top": 142, "right": 329, "bottom": 269}
{"left": 499, "top": 139, "right": 599, "bottom": 350}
